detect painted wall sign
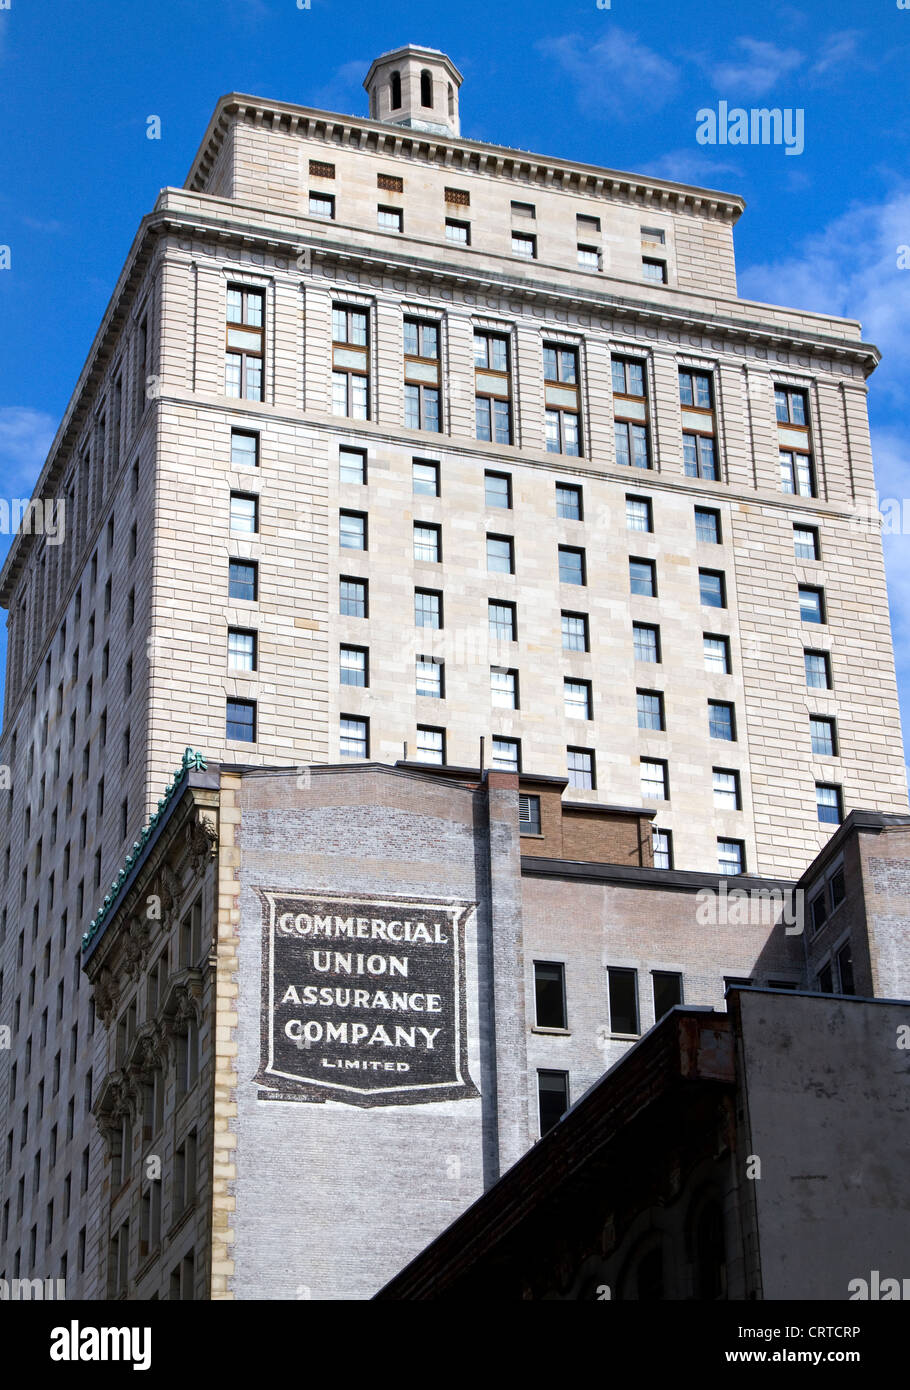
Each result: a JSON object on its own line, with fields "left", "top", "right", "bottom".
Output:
{"left": 256, "top": 891, "right": 478, "bottom": 1106}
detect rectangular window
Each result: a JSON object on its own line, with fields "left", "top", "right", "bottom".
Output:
{"left": 308, "top": 192, "right": 335, "bottom": 219}
{"left": 776, "top": 387, "right": 814, "bottom": 496}
{"left": 713, "top": 768, "right": 741, "bottom": 809}
{"left": 558, "top": 546, "right": 585, "bottom": 586}
{"left": 511, "top": 200, "right": 536, "bottom": 219}
{"left": 491, "top": 737, "right": 520, "bottom": 773}
{"left": 776, "top": 386, "right": 808, "bottom": 427}
{"left": 227, "top": 629, "right": 257, "bottom": 672}
{"left": 340, "top": 577, "right": 367, "bottom": 618}
{"left": 511, "top": 232, "right": 536, "bottom": 259}
{"left": 805, "top": 649, "right": 832, "bottom": 689}
{"left": 339, "top": 510, "right": 367, "bottom": 550}
{"left": 799, "top": 586, "right": 825, "bottom": 624}
{"left": 810, "top": 716, "right": 837, "bottom": 757}
{"left": 403, "top": 318, "right": 440, "bottom": 432}
{"left": 652, "top": 827, "right": 673, "bottom": 870}
{"left": 445, "top": 218, "right": 470, "bottom": 244}
{"left": 413, "top": 522, "right": 441, "bottom": 563}
{"left": 718, "top": 839, "right": 745, "bottom": 875}
{"left": 695, "top": 508, "right": 721, "bottom": 544}
{"left": 699, "top": 569, "right": 726, "bottom": 608}
{"left": 780, "top": 450, "right": 816, "bottom": 497}
{"left": 377, "top": 205, "right": 403, "bottom": 232}
{"left": 412, "top": 459, "right": 440, "bottom": 495}
{"left": 339, "top": 447, "right": 367, "bottom": 485}
{"left": 640, "top": 758, "right": 668, "bottom": 801}
{"left": 474, "top": 333, "right": 512, "bottom": 444}
{"left": 709, "top": 701, "right": 736, "bottom": 741}
{"left": 653, "top": 971, "right": 682, "bottom": 1021}
{"left": 567, "top": 747, "right": 594, "bottom": 789}
{"left": 555, "top": 482, "right": 583, "bottom": 519}
{"left": 340, "top": 646, "right": 368, "bottom": 687}
{"left": 415, "top": 588, "right": 442, "bottom": 629}
{"left": 340, "top": 717, "right": 369, "bottom": 759}
{"left": 577, "top": 244, "right": 601, "bottom": 271}
{"left": 679, "top": 370, "right": 718, "bottom": 480}
{"left": 537, "top": 1070, "right": 569, "bottom": 1136}
{"left": 633, "top": 623, "right": 660, "bottom": 664}
{"left": 816, "top": 783, "right": 843, "bottom": 825}
{"left": 228, "top": 559, "right": 258, "bottom": 602}
{"left": 794, "top": 525, "right": 820, "bottom": 561}
{"left": 642, "top": 257, "right": 667, "bottom": 283}
{"left": 630, "top": 557, "right": 657, "bottom": 597}
{"left": 332, "top": 306, "right": 370, "bottom": 420}
{"left": 626, "top": 495, "right": 653, "bottom": 532}
{"left": 561, "top": 611, "right": 589, "bottom": 652}
{"left": 534, "top": 962, "right": 567, "bottom": 1030}
{"left": 416, "top": 657, "right": 443, "bottom": 699}
{"left": 491, "top": 667, "right": 518, "bottom": 709}
{"left": 544, "top": 348, "right": 582, "bottom": 457}
{"left": 704, "top": 634, "right": 731, "bottom": 674}
{"left": 612, "top": 357, "right": 651, "bottom": 469}
{"left": 636, "top": 689, "right": 664, "bottom": 731}
{"left": 226, "top": 699, "right": 256, "bottom": 743}
{"left": 230, "top": 429, "right": 259, "bottom": 468}
{"left": 229, "top": 492, "right": 258, "bottom": 534}
{"left": 489, "top": 601, "right": 517, "bottom": 642}
{"left": 416, "top": 726, "right": 445, "bottom": 765}
{"left": 484, "top": 471, "right": 512, "bottom": 509}
{"left": 225, "top": 285, "right": 264, "bottom": 401}
{"left": 519, "top": 794, "right": 541, "bottom": 836}
{"left": 487, "top": 534, "right": 514, "bottom": 574}
{"left": 564, "top": 679, "right": 592, "bottom": 720}
{"left": 837, "top": 941, "right": 855, "bottom": 996}
{"left": 607, "top": 968, "right": 639, "bottom": 1035}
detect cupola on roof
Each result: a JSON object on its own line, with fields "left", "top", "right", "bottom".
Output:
{"left": 363, "top": 45, "right": 463, "bottom": 138}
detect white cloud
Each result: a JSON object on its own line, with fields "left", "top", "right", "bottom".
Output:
{"left": 641, "top": 149, "right": 742, "bottom": 187}
{"left": 537, "top": 31, "right": 679, "bottom": 117}
{"left": 0, "top": 407, "right": 57, "bottom": 495}
{"left": 710, "top": 38, "right": 803, "bottom": 97}
{"left": 310, "top": 59, "right": 371, "bottom": 117}
{"left": 810, "top": 30, "right": 861, "bottom": 79}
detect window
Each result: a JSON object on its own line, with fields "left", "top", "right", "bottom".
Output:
{"left": 413, "top": 522, "right": 441, "bottom": 563}
{"left": 830, "top": 868, "right": 846, "bottom": 910}
{"left": 626, "top": 495, "right": 652, "bottom": 532}
{"left": 340, "top": 646, "right": 368, "bottom": 687}
{"left": 816, "top": 783, "right": 843, "bottom": 826}
{"left": 416, "top": 657, "right": 443, "bottom": 699}
{"left": 420, "top": 68, "right": 433, "bottom": 106}
{"left": 308, "top": 192, "right": 335, "bottom": 219}
{"left": 228, "top": 559, "right": 258, "bottom": 602}
{"left": 612, "top": 358, "right": 651, "bottom": 468}
{"left": 491, "top": 737, "right": 520, "bottom": 773}
{"left": 537, "top": 1071, "right": 569, "bottom": 1136}
{"left": 511, "top": 232, "right": 536, "bottom": 259}
{"left": 339, "top": 447, "right": 367, "bottom": 485}
{"left": 491, "top": 667, "right": 518, "bottom": 709}
{"left": 640, "top": 759, "right": 668, "bottom": 800}
{"left": 445, "top": 218, "right": 470, "bottom": 245}
{"left": 805, "top": 649, "right": 831, "bottom": 689}
{"left": 780, "top": 450, "right": 816, "bottom": 498}
{"left": 485, "top": 471, "right": 512, "bottom": 509}
{"left": 340, "top": 717, "right": 369, "bottom": 759}
{"left": 474, "top": 334, "right": 512, "bottom": 443}
{"left": 403, "top": 319, "right": 440, "bottom": 432}
{"left": 227, "top": 629, "right": 256, "bottom": 672}
{"left": 642, "top": 257, "right": 667, "bottom": 284}
{"left": 718, "top": 839, "right": 745, "bottom": 875}
{"left": 339, "top": 510, "right": 367, "bottom": 550}
{"left": 794, "top": 525, "right": 820, "bottom": 561}
{"left": 390, "top": 70, "right": 402, "bottom": 108}
{"left": 634, "top": 623, "right": 660, "bottom": 664}
{"left": 799, "top": 586, "right": 825, "bottom": 624}
{"left": 637, "top": 689, "right": 664, "bottom": 731}
{"left": 519, "top": 794, "right": 541, "bottom": 836}
{"left": 577, "top": 244, "right": 601, "bottom": 271}
{"left": 776, "top": 386, "right": 808, "bottom": 427}
{"left": 836, "top": 940, "right": 855, "bottom": 995}
{"left": 630, "top": 557, "right": 656, "bottom": 597}
{"left": 709, "top": 701, "right": 736, "bottom": 741}
{"left": 704, "top": 634, "right": 731, "bottom": 674}
{"left": 231, "top": 430, "right": 258, "bottom": 468}
{"left": 332, "top": 306, "right": 370, "bottom": 419}
{"left": 511, "top": 200, "right": 536, "bottom": 220}
{"left": 416, "top": 726, "right": 445, "bottom": 765}
{"left": 489, "top": 601, "right": 517, "bottom": 642}
{"left": 487, "top": 534, "right": 514, "bottom": 574}
{"left": 229, "top": 492, "right": 258, "bottom": 534}
{"left": 555, "top": 482, "right": 583, "bottom": 519}
{"left": 561, "top": 611, "right": 589, "bottom": 652}
{"left": 534, "top": 962, "right": 567, "bottom": 1029}
{"left": 415, "top": 588, "right": 442, "bottom": 628}
{"left": 544, "top": 348, "right": 581, "bottom": 456}
{"left": 607, "top": 968, "right": 639, "bottom": 1035}
{"left": 564, "top": 679, "right": 592, "bottom": 720}
{"left": 777, "top": 388, "right": 815, "bottom": 495}
{"left": 567, "top": 747, "right": 594, "bottom": 789}
{"left": 713, "top": 768, "right": 741, "bottom": 809}
{"left": 699, "top": 569, "right": 726, "bottom": 608}
{"left": 652, "top": 827, "right": 673, "bottom": 870}
{"left": 680, "top": 371, "right": 718, "bottom": 480}
{"left": 412, "top": 459, "right": 440, "bottom": 495}
{"left": 225, "top": 285, "right": 264, "bottom": 401}
{"left": 810, "top": 716, "right": 837, "bottom": 757}
{"left": 226, "top": 699, "right": 256, "bottom": 742}
{"left": 817, "top": 962, "right": 834, "bottom": 994}
{"left": 653, "top": 971, "right": 682, "bottom": 1021}
{"left": 340, "top": 576, "right": 367, "bottom": 617}
{"left": 377, "top": 205, "right": 403, "bottom": 232}
{"left": 695, "top": 508, "right": 721, "bottom": 544}
{"left": 558, "top": 546, "right": 585, "bottom": 586}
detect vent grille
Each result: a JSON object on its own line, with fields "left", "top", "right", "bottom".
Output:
{"left": 309, "top": 160, "right": 335, "bottom": 179}
{"left": 445, "top": 187, "right": 470, "bottom": 206}
{"left": 377, "top": 173, "right": 404, "bottom": 192}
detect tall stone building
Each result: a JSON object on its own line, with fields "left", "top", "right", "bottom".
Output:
{"left": 0, "top": 44, "right": 906, "bottom": 1298}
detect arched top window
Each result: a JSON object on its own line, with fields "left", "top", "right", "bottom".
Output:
{"left": 420, "top": 69, "right": 433, "bottom": 108}
{"left": 448, "top": 83, "right": 454, "bottom": 120}
{"left": 390, "top": 71, "right": 402, "bottom": 110}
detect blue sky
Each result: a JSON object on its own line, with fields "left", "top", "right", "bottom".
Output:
{"left": 1, "top": 0, "right": 909, "bottom": 769}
